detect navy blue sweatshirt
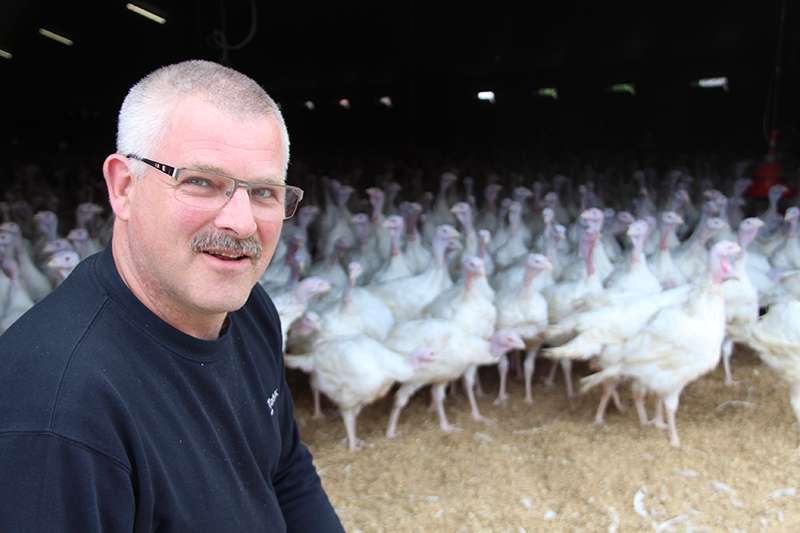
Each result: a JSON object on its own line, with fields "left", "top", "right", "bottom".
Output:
{"left": 0, "top": 244, "right": 344, "bottom": 533}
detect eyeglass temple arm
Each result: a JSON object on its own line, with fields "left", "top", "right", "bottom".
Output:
{"left": 126, "top": 154, "right": 177, "bottom": 177}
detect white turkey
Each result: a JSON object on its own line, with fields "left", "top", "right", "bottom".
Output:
{"left": 672, "top": 215, "right": 729, "bottom": 281}
{"left": 314, "top": 261, "right": 395, "bottom": 342}
{"left": 491, "top": 201, "right": 529, "bottom": 271}
{"left": 346, "top": 213, "right": 383, "bottom": 281}
{"left": 66, "top": 228, "right": 100, "bottom": 261}
{"left": 474, "top": 183, "right": 503, "bottom": 233}
{"left": 493, "top": 253, "right": 552, "bottom": 405}
{"left": 259, "top": 233, "right": 308, "bottom": 294}
{"left": 543, "top": 284, "right": 694, "bottom": 424}
{"left": 383, "top": 319, "right": 525, "bottom": 437}
{"left": 486, "top": 198, "right": 514, "bottom": 256}
{"left": 31, "top": 210, "right": 61, "bottom": 266}
{"left": 602, "top": 219, "right": 661, "bottom": 294}
{"left": 579, "top": 240, "right": 741, "bottom": 447}
{"left": 365, "top": 186, "right": 391, "bottom": 259}
{"left": 449, "top": 201, "right": 495, "bottom": 281}
{"left": 0, "top": 248, "right": 35, "bottom": 332}
{"left": 73, "top": 202, "right": 104, "bottom": 256}
{"left": 366, "top": 224, "right": 461, "bottom": 323}
{"left": 271, "top": 277, "right": 332, "bottom": 351}
{"left": 369, "top": 215, "right": 414, "bottom": 284}
{"left": 544, "top": 185, "right": 570, "bottom": 227}
{"left": 755, "top": 183, "right": 790, "bottom": 256}
{"left": 541, "top": 228, "right": 604, "bottom": 397}
{"left": 746, "top": 300, "right": 800, "bottom": 448}
{"left": 768, "top": 206, "right": 800, "bottom": 270}
{"left": 278, "top": 204, "right": 319, "bottom": 259}
{"left": 423, "top": 255, "right": 497, "bottom": 343}
{"left": 602, "top": 210, "right": 635, "bottom": 262}
{"left": 560, "top": 208, "right": 613, "bottom": 283}
{"left": 38, "top": 238, "right": 76, "bottom": 287}
{"left": 315, "top": 181, "right": 356, "bottom": 262}
{"left": 426, "top": 254, "right": 497, "bottom": 398}
{"left": 430, "top": 172, "right": 459, "bottom": 229}
{"left": 383, "top": 181, "right": 403, "bottom": 217}
{"left": 307, "top": 236, "right": 352, "bottom": 306}
{"left": 510, "top": 186, "right": 535, "bottom": 249}
{"left": 44, "top": 250, "right": 81, "bottom": 287}
{"left": 542, "top": 220, "right": 677, "bottom": 420}
{"left": 399, "top": 201, "right": 432, "bottom": 275}
{"left": 720, "top": 217, "right": 764, "bottom": 385}
{"left": 0, "top": 221, "right": 52, "bottom": 302}
{"left": 284, "top": 311, "right": 326, "bottom": 418}
{"left": 286, "top": 336, "right": 438, "bottom": 451}
{"left": 726, "top": 176, "right": 753, "bottom": 230}
{"left": 647, "top": 211, "right": 688, "bottom": 290}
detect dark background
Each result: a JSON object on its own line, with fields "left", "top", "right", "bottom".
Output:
{"left": 1, "top": 0, "right": 798, "bottom": 198}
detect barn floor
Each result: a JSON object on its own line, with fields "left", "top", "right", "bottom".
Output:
{"left": 288, "top": 346, "right": 800, "bottom": 532}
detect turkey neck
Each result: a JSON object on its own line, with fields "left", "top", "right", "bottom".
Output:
{"left": 389, "top": 220, "right": 403, "bottom": 257}
{"left": 660, "top": 221, "right": 677, "bottom": 251}
{"left": 522, "top": 259, "right": 543, "bottom": 288}
{"left": 431, "top": 231, "right": 451, "bottom": 269}
{"left": 404, "top": 205, "right": 421, "bottom": 244}
{"left": 368, "top": 188, "right": 385, "bottom": 224}
{"left": 455, "top": 204, "right": 477, "bottom": 252}
{"left": 507, "top": 204, "right": 521, "bottom": 238}
{"left": 581, "top": 233, "right": 597, "bottom": 277}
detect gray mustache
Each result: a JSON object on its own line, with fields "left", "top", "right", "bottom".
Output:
{"left": 189, "top": 232, "right": 263, "bottom": 261}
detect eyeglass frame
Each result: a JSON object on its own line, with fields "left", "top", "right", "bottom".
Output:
{"left": 126, "top": 154, "right": 304, "bottom": 220}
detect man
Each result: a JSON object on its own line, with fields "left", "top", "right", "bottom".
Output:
{"left": 0, "top": 60, "right": 345, "bottom": 532}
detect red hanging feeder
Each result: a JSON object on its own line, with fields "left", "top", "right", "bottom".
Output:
{"left": 747, "top": 132, "right": 795, "bottom": 199}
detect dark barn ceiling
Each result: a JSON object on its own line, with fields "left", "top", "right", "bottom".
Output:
{"left": 0, "top": 0, "right": 797, "bottom": 161}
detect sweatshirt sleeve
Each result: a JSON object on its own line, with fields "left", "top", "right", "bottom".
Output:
{"left": 271, "top": 370, "right": 346, "bottom": 533}
{"left": 250, "top": 285, "right": 345, "bottom": 533}
{"left": 0, "top": 431, "right": 136, "bottom": 533}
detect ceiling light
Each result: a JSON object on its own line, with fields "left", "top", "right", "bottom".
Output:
{"left": 694, "top": 77, "right": 729, "bottom": 89}
{"left": 0, "top": 49, "right": 11, "bottom": 60}
{"left": 339, "top": 99, "right": 350, "bottom": 109}
{"left": 609, "top": 84, "right": 636, "bottom": 96}
{"left": 537, "top": 88, "right": 558, "bottom": 100}
{"left": 126, "top": 3, "right": 166, "bottom": 24}
{"left": 39, "top": 29, "right": 73, "bottom": 46}
{"left": 305, "top": 101, "right": 315, "bottom": 110}
{"left": 380, "top": 96, "right": 392, "bottom": 107}
{"left": 478, "top": 91, "right": 496, "bottom": 103}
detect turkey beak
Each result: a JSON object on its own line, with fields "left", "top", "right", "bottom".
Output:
{"left": 723, "top": 269, "right": 740, "bottom": 282}
{"left": 411, "top": 347, "right": 440, "bottom": 371}
{"left": 421, "top": 350, "right": 440, "bottom": 364}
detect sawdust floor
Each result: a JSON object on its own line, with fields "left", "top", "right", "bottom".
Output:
{"left": 287, "top": 346, "right": 800, "bottom": 532}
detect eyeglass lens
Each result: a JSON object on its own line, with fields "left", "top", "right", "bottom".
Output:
{"left": 174, "top": 169, "right": 300, "bottom": 219}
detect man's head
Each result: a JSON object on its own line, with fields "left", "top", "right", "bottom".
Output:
{"left": 117, "top": 60, "right": 290, "bottom": 176}
{"left": 103, "top": 60, "right": 292, "bottom": 339}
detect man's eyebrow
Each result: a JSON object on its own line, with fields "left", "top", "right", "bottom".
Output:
{"left": 188, "top": 162, "right": 229, "bottom": 175}
{"left": 188, "top": 163, "right": 285, "bottom": 184}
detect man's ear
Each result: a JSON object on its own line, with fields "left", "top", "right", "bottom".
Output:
{"left": 103, "top": 154, "right": 134, "bottom": 222}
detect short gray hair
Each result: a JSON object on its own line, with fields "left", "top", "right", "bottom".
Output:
{"left": 117, "top": 59, "right": 290, "bottom": 178}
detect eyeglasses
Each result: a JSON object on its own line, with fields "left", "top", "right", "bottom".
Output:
{"left": 126, "top": 154, "right": 303, "bottom": 220}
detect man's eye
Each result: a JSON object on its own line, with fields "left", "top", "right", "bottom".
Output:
{"left": 184, "top": 176, "right": 213, "bottom": 187}
{"left": 252, "top": 187, "right": 275, "bottom": 199}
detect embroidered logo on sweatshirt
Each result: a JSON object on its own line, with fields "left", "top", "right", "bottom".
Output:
{"left": 267, "top": 389, "right": 279, "bottom": 415}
